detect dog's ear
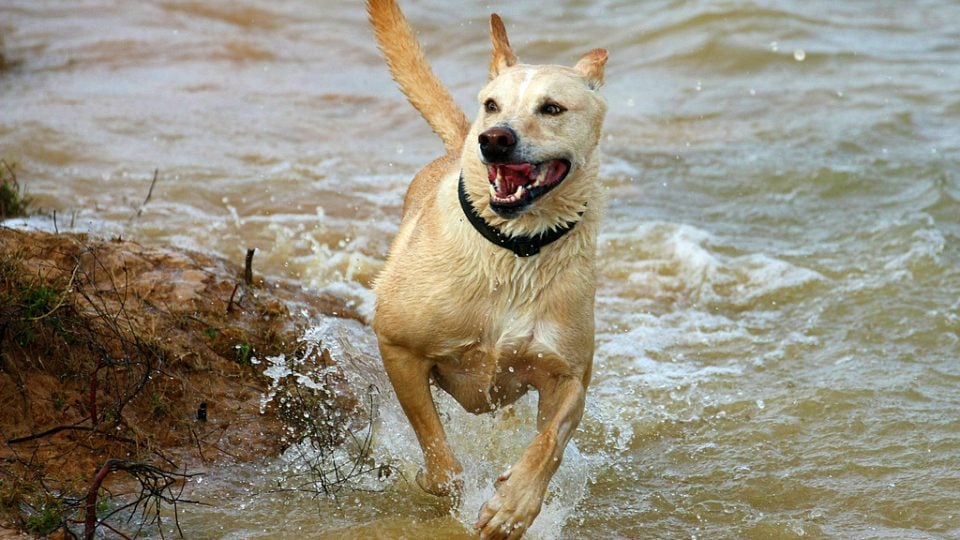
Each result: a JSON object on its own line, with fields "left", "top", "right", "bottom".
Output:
{"left": 574, "top": 48, "right": 608, "bottom": 90}
{"left": 489, "top": 14, "right": 517, "bottom": 79}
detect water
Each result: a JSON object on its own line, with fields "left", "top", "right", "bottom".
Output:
{"left": 2, "top": 0, "right": 959, "bottom": 538}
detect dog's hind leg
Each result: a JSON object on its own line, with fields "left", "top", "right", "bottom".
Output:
{"left": 474, "top": 374, "right": 588, "bottom": 540}
{"left": 379, "top": 341, "right": 463, "bottom": 495}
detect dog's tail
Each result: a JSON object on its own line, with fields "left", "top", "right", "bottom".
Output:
{"left": 367, "top": 0, "right": 470, "bottom": 154}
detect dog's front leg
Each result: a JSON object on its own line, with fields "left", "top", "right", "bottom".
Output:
{"left": 379, "top": 341, "right": 463, "bottom": 496}
{"left": 475, "top": 373, "right": 587, "bottom": 540}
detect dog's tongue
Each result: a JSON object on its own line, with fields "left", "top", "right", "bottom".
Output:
{"left": 488, "top": 163, "right": 535, "bottom": 196}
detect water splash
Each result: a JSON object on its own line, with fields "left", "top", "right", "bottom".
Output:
{"left": 291, "top": 319, "right": 596, "bottom": 537}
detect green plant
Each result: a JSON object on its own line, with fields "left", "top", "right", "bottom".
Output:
{"left": 22, "top": 284, "right": 62, "bottom": 318}
{"left": 149, "top": 392, "right": 168, "bottom": 418}
{"left": 7, "top": 281, "right": 68, "bottom": 348}
{"left": 96, "top": 487, "right": 109, "bottom": 514}
{"left": 0, "top": 159, "right": 30, "bottom": 219}
{"left": 52, "top": 392, "right": 66, "bottom": 412}
{"left": 24, "top": 502, "right": 62, "bottom": 536}
{"left": 235, "top": 342, "right": 252, "bottom": 365}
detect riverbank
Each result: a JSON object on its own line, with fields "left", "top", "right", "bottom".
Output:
{"left": 0, "top": 227, "right": 364, "bottom": 537}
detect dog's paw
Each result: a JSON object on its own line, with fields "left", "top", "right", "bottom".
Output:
{"left": 415, "top": 466, "right": 463, "bottom": 497}
{"left": 474, "top": 472, "right": 544, "bottom": 540}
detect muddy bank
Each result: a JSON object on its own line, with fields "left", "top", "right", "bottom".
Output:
{"left": 0, "top": 227, "right": 364, "bottom": 536}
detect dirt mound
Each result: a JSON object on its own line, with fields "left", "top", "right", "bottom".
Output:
{"left": 0, "top": 227, "right": 365, "bottom": 536}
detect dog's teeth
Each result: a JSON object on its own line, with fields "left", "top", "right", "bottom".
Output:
{"left": 514, "top": 185, "right": 525, "bottom": 197}
{"left": 492, "top": 168, "right": 503, "bottom": 191}
{"left": 533, "top": 167, "right": 549, "bottom": 187}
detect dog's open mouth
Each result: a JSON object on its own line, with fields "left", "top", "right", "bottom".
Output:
{"left": 486, "top": 159, "right": 571, "bottom": 217}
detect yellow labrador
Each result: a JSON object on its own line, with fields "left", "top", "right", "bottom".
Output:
{"left": 367, "top": 1, "right": 607, "bottom": 537}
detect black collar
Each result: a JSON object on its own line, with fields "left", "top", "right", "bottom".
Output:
{"left": 457, "top": 173, "right": 582, "bottom": 257}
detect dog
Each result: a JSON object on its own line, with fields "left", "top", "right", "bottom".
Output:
{"left": 367, "top": 1, "right": 607, "bottom": 538}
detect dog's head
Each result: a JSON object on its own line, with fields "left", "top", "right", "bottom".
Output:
{"left": 463, "top": 14, "right": 608, "bottom": 231}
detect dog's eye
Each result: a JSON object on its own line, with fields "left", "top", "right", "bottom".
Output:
{"left": 540, "top": 102, "right": 565, "bottom": 116}
{"left": 484, "top": 99, "right": 499, "bottom": 113}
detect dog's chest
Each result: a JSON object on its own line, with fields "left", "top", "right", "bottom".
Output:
{"left": 433, "top": 310, "right": 559, "bottom": 412}
{"left": 435, "top": 271, "right": 563, "bottom": 358}
{"left": 444, "top": 293, "right": 561, "bottom": 364}
{"left": 492, "top": 307, "right": 560, "bottom": 356}
{"left": 421, "top": 256, "right": 587, "bottom": 410}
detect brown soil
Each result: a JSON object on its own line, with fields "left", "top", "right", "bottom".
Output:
{"left": 0, "top": 227, "right": 364, "bottom": 536}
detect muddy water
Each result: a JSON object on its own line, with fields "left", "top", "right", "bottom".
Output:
{"left": 3, "top": 0, "right": 960, "bottom": 538}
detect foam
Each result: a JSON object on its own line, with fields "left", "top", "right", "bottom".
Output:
{"left": 880, "top": 216, "right": 946, "bottom": 275}
{"left": 584, "top": 220, "right": 832, "bottom": 443}
{"left": 599, "top": 221, "right": 825, "bottom": 309}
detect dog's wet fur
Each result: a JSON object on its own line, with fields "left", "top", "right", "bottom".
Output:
{"left": 367, "top": 1, "right": 608, "bottom": 538}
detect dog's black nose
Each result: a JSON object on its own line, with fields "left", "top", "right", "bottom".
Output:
{"left": 478, "top": 126, "right": 517, "bottom": 162}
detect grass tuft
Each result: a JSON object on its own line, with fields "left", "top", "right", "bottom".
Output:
{"left": 0, "top": 160, "right": 30, "bottom": 219}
